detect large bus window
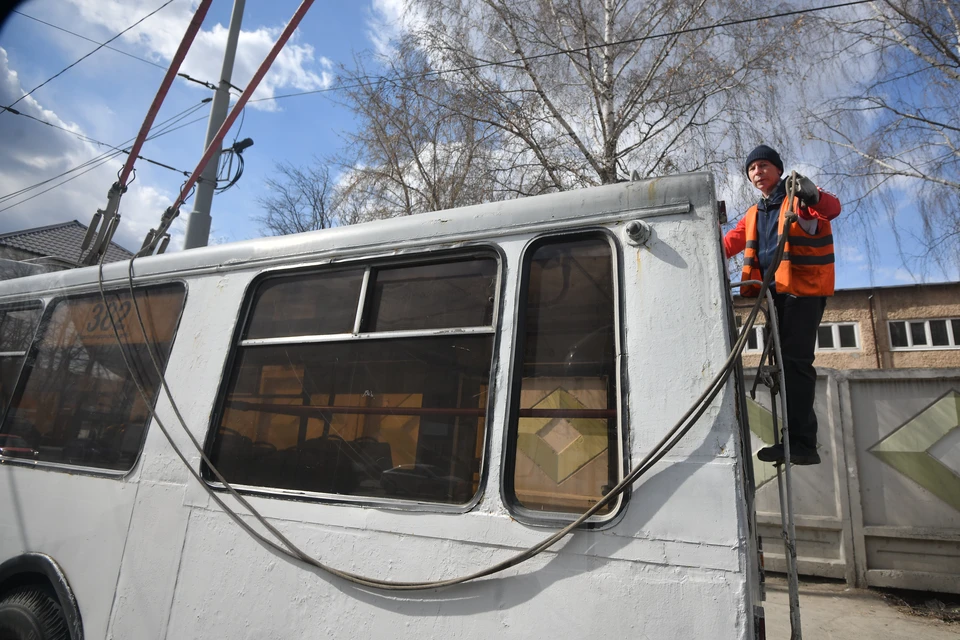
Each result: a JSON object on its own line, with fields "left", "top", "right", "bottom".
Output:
{"left": 211, "top": 257, "right": 498, "bottom": 505}
{"left": 2, "top": 285, "right": 186, "bottom": 471}
{"left": 0, "top": 303, "right": 42, "bottom": 418}
{"left": 508, "top": 236, "right": 620, "bottom": 516}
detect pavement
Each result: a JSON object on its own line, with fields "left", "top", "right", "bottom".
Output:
{"left": 763, "top": 575, "right": 960, "bottom": 639}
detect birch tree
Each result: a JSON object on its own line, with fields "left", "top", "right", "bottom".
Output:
{"left": 254, "top": 161, "right": 340, "bottom": 235}
{"left": 333, "top": 39, "right": 505, "bottom": 219}
{"left": 806, "top": 0, "right": 960, "bottom": 270}
{"left": 408, "top": 0, "right": 799, "bottom": 191}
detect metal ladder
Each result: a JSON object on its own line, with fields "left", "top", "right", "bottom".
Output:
{"left": 733, "top": 281, "right": 804, "bottom": 639}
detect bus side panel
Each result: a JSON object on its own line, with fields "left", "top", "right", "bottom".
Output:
{"left": 106, "top": 273, "right": 247, "bottom": 640}
{"left": 165, "top": 506, "right": 746, "bottom": 639}
{"left": 107, "top": 481, "right": 190, "bottom": 639}
{"left": 0, "top": 465, "right": 138, "bottom": 639}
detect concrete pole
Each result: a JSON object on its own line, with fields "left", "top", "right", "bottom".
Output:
{"left": 183, "top": 0, "right": 245, "bottom": 249}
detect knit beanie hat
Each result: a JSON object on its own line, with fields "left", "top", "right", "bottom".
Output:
{"left": 744, "top": 145, "right": 783, "bottom": 175}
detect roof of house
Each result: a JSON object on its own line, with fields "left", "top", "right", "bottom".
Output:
{"left": 0, "top": 220, "right": 134, "bottom": 266}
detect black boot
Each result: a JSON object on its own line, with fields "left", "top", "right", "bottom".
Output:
{"left": 756, "top": 443, "right": 821, "bottom": 465}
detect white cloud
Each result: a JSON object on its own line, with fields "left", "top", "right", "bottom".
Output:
{"left": 366, "top": 0, "right": 424, "bottom": 57}
{"left": 0, "top": 47, "right": 174, "bottom": 253}
{"left": 66, "top": 0, "right": 332, "bottom": 110}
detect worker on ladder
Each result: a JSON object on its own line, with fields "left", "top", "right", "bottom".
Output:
{"left": 724, "top": 145, "right": 842, "bottom": 466}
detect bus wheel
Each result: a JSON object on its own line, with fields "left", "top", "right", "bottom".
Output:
{"left": 0, "top": 587, "right": 69, "bottom": 640}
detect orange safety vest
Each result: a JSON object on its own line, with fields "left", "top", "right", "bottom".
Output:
{"left": 740, "top": 196, "right": 835, "bottom": 298}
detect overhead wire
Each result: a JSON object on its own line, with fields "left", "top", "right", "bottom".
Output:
{"left": 10, "top": 12, "right": 233, "bottom": 97}
{"left": 0, "top": 100, "right": 208, "bottom": 202}
{"left": 0, "top": 102, "right": 210, "bottom": 212}
{"left": 248, "top": 0, "right": 875, "bottom": 104}
{"left": 0, "top": 154, "right": 122, "bottom": 215}
{"left": 11, "top": 10, "right": 168, "bottom": 71}
{"left": 2, "top": 0, "right": 178, "bottom": 115}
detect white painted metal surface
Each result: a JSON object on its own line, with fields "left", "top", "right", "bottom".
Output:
{"left": 0, "top": 176, "right": 762, "bottom": 639}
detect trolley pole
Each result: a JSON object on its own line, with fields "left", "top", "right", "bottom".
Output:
{"left": 183, "top": 0, "right": 245, "bottom": 249}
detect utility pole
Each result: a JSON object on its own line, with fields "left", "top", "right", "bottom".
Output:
{"left": 183, "top": 0, "right": 245, "bottom": 249}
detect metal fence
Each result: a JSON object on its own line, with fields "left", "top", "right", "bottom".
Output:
{"left": 747, "top": 367, "right": 960, "bottom": 593}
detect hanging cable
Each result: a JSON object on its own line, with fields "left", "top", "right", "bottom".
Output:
{"left": 93, "top": 205, "right": 792, "bottom": 591}
{"left": 1, "top": 0, "right": 177, "bottom": 115}
{"left": 214, "top": 138, "right": 253, "bottom": 193}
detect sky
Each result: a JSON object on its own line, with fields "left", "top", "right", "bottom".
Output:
{"left": 0, "top": 0, "right": 955, "bottom": 290}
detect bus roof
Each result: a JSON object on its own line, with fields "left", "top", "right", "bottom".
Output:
{"left": 0, "top": 173, "right": 713, "bottom": 298}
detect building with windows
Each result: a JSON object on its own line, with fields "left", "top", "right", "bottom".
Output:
{"left": 734, "top": 281, "right": 960, "bottom": 370}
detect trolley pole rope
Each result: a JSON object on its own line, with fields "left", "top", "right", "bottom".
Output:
{"left": 116, "top": 0, "right": 214, "bottom": 189}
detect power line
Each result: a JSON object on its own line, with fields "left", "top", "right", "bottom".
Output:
{"left": 0, "top": 153, "right": 122, "bottom": 214}
{"left": 0, "top": 120, "right": 213, "bottom": 214}
{"left": 0, "top": 101, "right": 208, "bottom": 202}
{"left": 249, "top": 0, "right": 874, "bottom": 104}
{"left": 11, "top": 10, "right": 167, "bottom": 71}
{"left": 0, "top": 103, "right": 210, "bottom": 209}
{"left": 2, "top": 0, "right": 177, "bottom": 115}
{"left": 12, "top": 11, "right": 232, "bottom": 94}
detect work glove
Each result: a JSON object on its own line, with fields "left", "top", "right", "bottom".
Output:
{"left": 785, "top": 173, "right": 820, "bottom": 206}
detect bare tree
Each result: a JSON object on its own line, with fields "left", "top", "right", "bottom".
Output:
{"left": 254, "top": 161, "right": 339, "bottom": 236}
{"left": 334, "top": 39, "right": 505, "bottom": 219}
{"left": 408, "top": 0, "right": 799, "bottom": 192}
{"left": 806, "top": 0, "right": 960, "bottom": 272}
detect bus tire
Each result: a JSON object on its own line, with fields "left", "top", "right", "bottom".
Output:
{"left": 0, "top": 587, "right": 69, "bottom": 640}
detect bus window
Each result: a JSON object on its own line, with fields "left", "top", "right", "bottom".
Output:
{"left": 0, "top": 302, "right": 42, "bottom": 417}
{"left": 211, "top": 256, "right": 498, "bottom": 505}
{"left": 2, "top": 284, "right": 186, "bottom": 471}
{"left": 508, "top": 235, "right": 620, "bottom": 516}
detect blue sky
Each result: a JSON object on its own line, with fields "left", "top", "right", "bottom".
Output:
{"left": 0, "top": 0, "right": 954, "bottom": 289}
{"left": 0, "top": 0, "right": 389, "bottom": 249}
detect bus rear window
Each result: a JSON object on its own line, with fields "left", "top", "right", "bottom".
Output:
{"left": 209, "top": 256, "right": 498, "bottom": 505}
{"left": 2, "top": 285, "right": 185, "bottom": 471}
{"left": 507, "top": 235, "right": 620, "bottom": 516}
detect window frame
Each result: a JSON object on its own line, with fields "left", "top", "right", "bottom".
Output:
{"left": 815, "top": 322, "right": 861, "bottom": 352}
{"left": 0, "top": 300, "right": 44, "bottom": 425}
{"left": 204, "top": 246, "right": 505, "bottom": 513}
{"left": 735, "top": 314, "right": 764, "bottom": 354}
{"left": 0, "top": 282, "right": 188, "bottom": 476}
{"left": 888, "top": 318, "right": 960, "bottom": 351}
{"left": 501, "top": 229, "right": 627, "bottom": 527}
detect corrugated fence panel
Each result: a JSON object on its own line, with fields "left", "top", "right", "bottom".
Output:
{"left": 746, "top": 367, "right": 960, "bottom": 593}
{"left": 844, "top": 370, "right": 960, "bottom": 593}
{"left": 748, "top": 371, "right": 854, "bottom": 583}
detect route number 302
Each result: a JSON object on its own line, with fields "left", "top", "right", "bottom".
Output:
{"left": 84, "top": 300, "right": 133, "bottom": 336}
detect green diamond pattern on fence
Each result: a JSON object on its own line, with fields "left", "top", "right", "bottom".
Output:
{"left": 869, "top": 390, "right": 960, "bottom": 514}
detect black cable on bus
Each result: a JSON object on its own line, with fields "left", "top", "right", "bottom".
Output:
{"left": 94, "top": 202, "right": 790, "bottom": 591}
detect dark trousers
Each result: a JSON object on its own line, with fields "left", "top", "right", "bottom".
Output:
{"left": 770, "top": 293, "right": 826, "bottom": 451}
